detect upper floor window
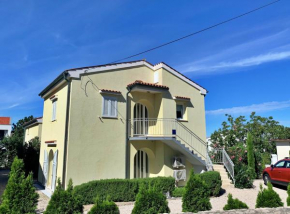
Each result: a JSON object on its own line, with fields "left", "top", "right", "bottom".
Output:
{"left": 176, "top": 104, "right": 184, "bottom": 119}
{"left": 52, "top": 100, "right": 57, "bottom": 121}
{"left": 102, "top": 96, "right": 118, "bottom": 118}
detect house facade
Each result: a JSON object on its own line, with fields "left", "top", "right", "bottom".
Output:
{"left": 273, "top": 139, "right": 290, "bottom": 161}
{"left": 38, "top": 60, "right": 208, "bottom": 192}
{"left": 23, "top": 117, "right": 42, "bottom": 143}
{"left": 0, "top": 117, "right": 12, "bottom": 140}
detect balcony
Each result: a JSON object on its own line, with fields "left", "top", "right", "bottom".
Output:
{"left": 128, "top": 118, "right": 207, "bottom": 160}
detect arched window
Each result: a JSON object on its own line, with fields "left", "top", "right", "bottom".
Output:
{"left": 134, "top": 150, "right": 149, "bottom": 178}
{"left": 133, "top": 103, "right": 148, "bottom": 135}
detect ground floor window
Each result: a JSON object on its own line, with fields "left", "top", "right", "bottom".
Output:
{"left": 134, "top": 150, "right": 149, "bottom": 178}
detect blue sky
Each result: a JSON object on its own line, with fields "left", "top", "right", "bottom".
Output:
{"left": 0, "top": 0, "right": 289, "bottom": 136}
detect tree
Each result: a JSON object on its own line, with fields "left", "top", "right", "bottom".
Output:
{"left": 246, "top": 132, "right": 256, "bottom": 179}
{"left": 44, "top": 179, "right": 83, "bottom": 214}
{"left": 23, "top": 137, "right": 41, "bottom": 177}
{"left": 182, "top": 170, "right": 211, "bottom": 213}
{"left": 0, "top": 157, "right": 39, "bottom": 213}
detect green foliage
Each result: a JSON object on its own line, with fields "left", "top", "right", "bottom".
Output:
{"left": 88, "top": 198, "right": 119, "bottom": 214}
{"left": 45, "top": 179, "right": 83, "bottom": 214}
{"left": 256, "top": 183, "right": 283, "bottom": 208}
{"left": 0, "top": 157, "right": 39, "bottom": 214}
{"left": 287, "top": 183, "right": 290, "bottom": 206}
{"left": 182, "top": 170, "right": 211, "bottom": 213}
{"left": 172, "top": 187, "right": 185, "bottom": 197}
{"left": 0, "top": 116, "right": 34, "bottom": 168}
{"left": 234, "top": 165, "right": 253, "bottom": 189}
{"left": 74, "top": 176, "right": 175, "bottom": 204}
{"left": 132, "top": 186, "right": 170, "bottom": 214}
{"left": 247, "top": 132, "right": 256, "bottom": 179}
{"left": 23, "top": 137, "right": 40, "bottom": 178}
{"left": 223, "top": 193, "right": 248, "bottom": 210}
{"left": 199, "top": 171, "right": 222, "bottom": 196}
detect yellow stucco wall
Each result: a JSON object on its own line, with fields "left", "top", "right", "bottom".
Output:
{"left": 38, "top": 83, "right": 68, "bottom": 186}
{"left": 24, "top": 123, "right": 42, "bottom": 142}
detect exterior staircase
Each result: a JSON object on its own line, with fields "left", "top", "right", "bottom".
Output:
{"left": 213, "top": 164, "right": 234, "bottom": 188}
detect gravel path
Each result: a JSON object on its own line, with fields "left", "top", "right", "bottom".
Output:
{"left": 0, "top": 169, "right": 9, "bottom": 197}
{"left": 38, "top": 179, "right": 288, "bottom": 213}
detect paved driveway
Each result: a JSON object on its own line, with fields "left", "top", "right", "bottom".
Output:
{"left": 0, "top": 169, "right": 9, "bottom": 197}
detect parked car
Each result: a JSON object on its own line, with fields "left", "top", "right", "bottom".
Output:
{"left": 263, "top": 158, "right": 290, "bottom": 186}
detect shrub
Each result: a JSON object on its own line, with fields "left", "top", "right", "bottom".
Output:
{"left": 182, "top": 169, "right": 211, "bottom": 213}
{"left": 199, "top": 171, "right": 222, "bottom": 196}
{"left": 246, "top": 132, "right": 256, "bottom": 179}
{"left": 0, "top": 157, "right": 39, "bottom": 214}
{"left": 256, "top": 183, "right": 283, "bottom": 208}
{"left": 172, "top": 187, "right": 185, "bottom": 197}
{"left": 132, "top": 186, "right": 170, "bottom": 214}
{"left": 234, "top": 165, "right": 253, "bottom": 189}
{"left": 223, "top": 193, "right": 248, "bottom": 210}
{"left": 74, "top": 176, "right": 175, "bottom": 204}
{"left": 287, "top": 183, "right": 290, "bottom": 206}
{"left": 45, "top": 179, "right": 83, "bottom": 214}
{"left": 88, "top": 198, "right": 119, "bottom": 214}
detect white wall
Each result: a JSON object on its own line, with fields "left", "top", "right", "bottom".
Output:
{"left": 0, "top": 124, "right": 12, "bottom": 136}
{"left": 276, "top": 141, "right": 290, "bottom": 161}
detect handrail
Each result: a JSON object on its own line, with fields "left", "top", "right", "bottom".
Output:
{"left": 128, "top": 118, "right": 207, "bottom": 159}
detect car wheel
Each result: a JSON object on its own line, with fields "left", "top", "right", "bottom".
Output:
{"left": 263, "top": 174, "right": 270, "bottom": 185}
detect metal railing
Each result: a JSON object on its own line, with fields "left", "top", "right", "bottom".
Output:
{"left": 128, "top": 118, "right": 207, "bottom": 159}
{"left": 211, "top": 148, "right": 235, "bottom": 183}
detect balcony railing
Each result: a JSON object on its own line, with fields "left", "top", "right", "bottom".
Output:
{"left": 128, "top": 118, "right": 207, "bottom": 159}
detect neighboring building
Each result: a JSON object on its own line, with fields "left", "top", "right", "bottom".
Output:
{"left": 23, "top": 117, "right": 43, "bottom": 143}
{"left": 273, "top": 139, "right": 290, "bottom": 161}
{"left": 38, "top": 60, "right": 208, "bottom": 192}
{"left": 0, "top": 117, "right": 12, "bottom": 140}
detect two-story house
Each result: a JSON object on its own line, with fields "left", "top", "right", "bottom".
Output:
{"left": 38, "top": 60, "right": 208, "bottom": 193}
{"left": 23, "top": 117, "right": 42, "bottom": 143}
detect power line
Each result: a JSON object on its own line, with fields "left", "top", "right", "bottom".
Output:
{"left": 110, "top": 0, "right": 281, "bottom": 64}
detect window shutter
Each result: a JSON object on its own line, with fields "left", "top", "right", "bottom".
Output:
{"left": 103, "top": 98, "right": 109, "bottom": 116}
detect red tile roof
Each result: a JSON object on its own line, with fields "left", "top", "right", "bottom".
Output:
{"left": 127, "top": 80, "right": 169, "bottom": 90}
{"left": 100, "top": 89, "right": 122, "bottom": 94}
{"left": 0, "top": 117, "right": 10, "bottom": 125}
{"left": 174, "top": 96, "right": 191, "bottom": 100}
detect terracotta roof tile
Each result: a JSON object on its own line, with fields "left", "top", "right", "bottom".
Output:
{"left": 100, "top": 89, "right": 122, "bottom": 94}
{"left": 174, "top": 96, "right": 191, "bottom": 100}
{"left": 127, "top": 80, "right": 169, "bottom": 90}
{"left": 0, "top": 117, "right": 10, "bottom": 125}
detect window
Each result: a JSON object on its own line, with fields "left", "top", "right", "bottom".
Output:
{"left": 176, "top": 104, "right": 184, "bottom": 119}
{"left": 134, "top": 150, "right": 149, "bottom": 178}
{"left": 275, "top": 161, "right": 285, "bottom": 168}
{"left": 102, "top": 96, "right": 118, "bottom": 118}
{"left": 286, "top": 161, "right": 290, "bottom": 168}
{"left": 52, "top": 100, "right": 57, "bottom": 121}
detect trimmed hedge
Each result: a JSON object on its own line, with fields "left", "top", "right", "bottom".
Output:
{"left": 223, "top": 193, "right": 248, "bottom": 210}
{"left": 199, "top": 171, "right": 222, "bottom": 196}
{"left": 74, "top": 177, "right": 175, "bottom": 204}
{"left": 88, "top": 199, "right": 119, "bottom": 214}
{"left": 172, "top": 187, "right": 185, "bottom": 197}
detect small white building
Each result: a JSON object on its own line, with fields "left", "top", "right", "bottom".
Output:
{"left": 273, "top": 139, "right": 290, "bottom": 161}
{"left": 0, "top": 117, "right": 12, "bottom": 140}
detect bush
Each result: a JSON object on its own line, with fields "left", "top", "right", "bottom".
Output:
{"left": 246, "top": 132, "right": 256, "bottom": 179}
{"left": 199, "top": 171, "right": 222, "bottom": 196}
{"left": 234, "top": 165, "right": 253, "bottom": 189}
{"left": 256, "top": 183, "right": 283, "bottom": 208}
{"left": 223, "top": 193, "right": 248, "bottom": 210}
{"left": 132, "top": 186, "right": 170, "bottom": 214}
{"left": 23, "top": 137, "right": 40, "bottom": 178}
{"left": 88, "top": 198, "right": 119, "bottom": 214}
{"left": 74, "top": 177, "right": 175, "bottom": 204}
{"left": 0, "top": 157, "right": 39, "bottom": 214}
{"left": 172, "top": 187, "right": 185, "bottom": 197}
{"left": 45, "top": 179, "right": 83, "bottom": 214}
{"left": 182, "top": 169, "right": 211, "bottom": 213}
{"left": 287, "top": 183, "right": 290, "bottom": 206}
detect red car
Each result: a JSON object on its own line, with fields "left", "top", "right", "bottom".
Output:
{"left": 263, "top": 158, "right": 290, "bottom": 186}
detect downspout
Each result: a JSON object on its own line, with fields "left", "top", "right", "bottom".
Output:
{"left": 62, "top": 71, "right": 71, "bottom": 188}
{"left": 125, "top": 86, "right": 132, "bottom": 179}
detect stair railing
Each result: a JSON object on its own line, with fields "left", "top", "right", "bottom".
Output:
{"left": 211, "top": 148, "right": 235, "bottom": 183}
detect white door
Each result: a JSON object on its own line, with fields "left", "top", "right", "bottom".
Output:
{"left": 43, "top": 150, "right": 48, "bottom": 186}
{"left": 51, "top": 150, "right": 58, "bottom": 192}
{"left": 134, "top": 103, "right": 148, "bottom": 136}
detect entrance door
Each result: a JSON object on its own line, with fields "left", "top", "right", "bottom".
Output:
{"left": 43, "top": 150, "right": 48, "bottom": 186}
{"left": 51, "top": 150, "right": 58, "bottom": 192}
{"left": 133, "top": 103, "right": 148, "bottom": 136}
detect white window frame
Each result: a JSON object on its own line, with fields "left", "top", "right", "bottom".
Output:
{"left": 102, "top": 96, "right": 118, "bottom": 118}
{"left": 52, "top": 99, "right": 57, "bottom": 121}
{"left": 176, "top": 104, "right": 184, "bottom": 120}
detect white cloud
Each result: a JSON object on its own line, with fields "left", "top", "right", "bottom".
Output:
{"left": 206, "top": 100, "right": 290, "bottom": 115}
